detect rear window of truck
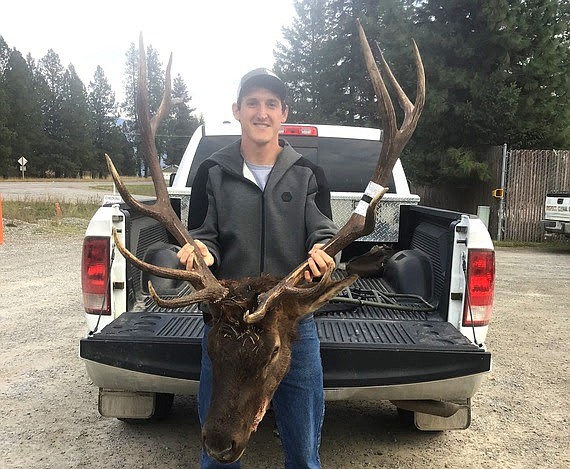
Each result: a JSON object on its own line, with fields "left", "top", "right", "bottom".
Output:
{"left": 186, "top": 135, "right": 394, "bottom": 193}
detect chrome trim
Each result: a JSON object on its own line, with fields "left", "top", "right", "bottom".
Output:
{"left": 324, "top": 373, "right": 488, "bottom": 401}
{"left": 83, "top": 360, "right": 199, "bottom": 395}
{"left": 84, "top": 359, "right": 488, "bottom": 401}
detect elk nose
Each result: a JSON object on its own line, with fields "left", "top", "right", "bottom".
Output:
{"left": 203, "top": 434, "right": 236, "bottom": 462}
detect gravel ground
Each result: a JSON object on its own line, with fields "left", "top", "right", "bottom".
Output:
{"left": 0, "top": 220, "right": 568, "bottom": 468}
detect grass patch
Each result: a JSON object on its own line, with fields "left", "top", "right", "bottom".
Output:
{"left": 3, "top": 198, "right": 100, "bottom": 223}
{"left": 90, "top": 183, "right": 156, "bottom": 197}
{"left": 494, "top": 239, "right": 570, "bottom": 252}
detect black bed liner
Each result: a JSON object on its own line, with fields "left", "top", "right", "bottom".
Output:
{"left": 80, "top": 276, "right": 490, "bottom": 387}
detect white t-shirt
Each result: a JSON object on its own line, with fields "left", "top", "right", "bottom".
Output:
{"left": 243, "top": 160, "right": 274, "bottom": 190}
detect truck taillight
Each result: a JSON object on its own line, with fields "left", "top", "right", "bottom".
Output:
{"left": 82, "top": 236, "right": 111, "bottom": 315}
{"left": 463, "top": 249, "right": 495, "bottom": 327}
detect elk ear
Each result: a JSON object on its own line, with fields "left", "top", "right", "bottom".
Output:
{"left": 286, "top": 275, "right": 358, "bottom": 320}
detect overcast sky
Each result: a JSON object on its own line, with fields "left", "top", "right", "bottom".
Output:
{"left": 0, "top": 0, "right": 296, "bottom": 125}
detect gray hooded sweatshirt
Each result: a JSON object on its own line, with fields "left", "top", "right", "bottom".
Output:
{"left": 188, "top": 139, "right": 338, "bottom": 280}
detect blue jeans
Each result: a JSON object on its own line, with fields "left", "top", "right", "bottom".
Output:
{"left": 199, "top": 317, "right": 324, "bottom": 468}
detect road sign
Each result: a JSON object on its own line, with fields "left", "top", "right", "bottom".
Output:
{"left": 18, "top": 156, "right": 28, "bottom": 179}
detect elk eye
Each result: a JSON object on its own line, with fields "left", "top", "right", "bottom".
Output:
{"left": 271, "top": 346, "right": 280, "bottom": 358}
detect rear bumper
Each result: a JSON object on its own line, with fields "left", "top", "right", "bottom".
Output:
{"left": 80, "top": 312, "right": 491, "bottom": 401}
{"left": 83, "top": 358, "right": 489, "bottom": 401}
{"left": 541, "top": 219, "right": 570, "bottom": 235}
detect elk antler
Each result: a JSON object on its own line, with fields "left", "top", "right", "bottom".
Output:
{"left": 243, "top": 19, "right": 425, "bottom": 323}
{"left": 106, "top": 34, "right": 229, "bottom": 307}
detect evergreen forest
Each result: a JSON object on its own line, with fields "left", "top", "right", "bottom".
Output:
{"left": 275, "top": 0, "right": 569, "bottom": 185}
{"left": 0, "top": 38, "right": 203, "bottom": 178}
{"left": 1, "top": 0, "right": 568, "bottom": 188}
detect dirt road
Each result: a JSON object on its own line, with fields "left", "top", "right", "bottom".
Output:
{"left": 0, "top": 222, "right": 568, "bottom": 468}
{"left": 0, "top": 180, "right": 115, "bottom": 203}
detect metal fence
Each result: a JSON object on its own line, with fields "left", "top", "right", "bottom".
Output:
{"left": 503, "top": 149, "right": 570, "bottom": 242}
{"left": 412, "top": 147, "right": 570, "bottom": 242}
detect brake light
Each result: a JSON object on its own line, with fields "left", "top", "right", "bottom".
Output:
{"left": 279, "top": 125, "right": 318, "bottom": 136}
{"left": 82, "top": 236, "right": 111, "bottom": 315}
{"left": 463, "top": 249, "right": 495, "bottom": 326}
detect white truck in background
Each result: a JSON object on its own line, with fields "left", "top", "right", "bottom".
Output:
{"left": 541, "top": 191, "right": 570, "bottom": 238}
{"left": 80, "top": 123, "right": 495, "bottom": 431}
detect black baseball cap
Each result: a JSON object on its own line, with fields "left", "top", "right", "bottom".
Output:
{"left": 237, "top": 68, "right": 287, "bottom": 103}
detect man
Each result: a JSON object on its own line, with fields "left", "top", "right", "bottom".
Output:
{"left": 177, "top": 68, "right": 337, "bottom": 468}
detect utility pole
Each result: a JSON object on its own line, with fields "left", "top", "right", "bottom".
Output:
{"left": 497, "top": 144, "right": 508, "bottom": 241}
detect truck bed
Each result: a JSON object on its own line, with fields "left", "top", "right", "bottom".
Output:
{"left": 80, "top": 276, "right": 490, "bottom": 389}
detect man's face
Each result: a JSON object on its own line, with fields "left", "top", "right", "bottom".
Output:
{"left": 232, "top": 87, "right": 288, "bottom": 146}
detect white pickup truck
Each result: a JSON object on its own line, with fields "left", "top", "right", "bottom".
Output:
{"left": 541, "top": 191, "right": 570, "bottom": 237}
{"left": 80, "top": 123, "right": 495, "bottom": 430}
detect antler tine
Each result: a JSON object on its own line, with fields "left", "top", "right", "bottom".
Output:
{"left": 136, "top": 34, "right": 171, "bottom": 206}
{"left": 106, "top": 35, "right": 229, "bottom": 307}
{"left": 374, "top": 39, "right": 425, "bottom": 133}
{"left": 357, "top": 23, "right": 397, "bottom": 159}
{"left": 243, "top": 20, "right": 425, "bottom": 324}
{"left": 148, "top": 281, "right": 229, "bottom": 309}
{"left": 358, "top": 19, "right": 425, "bottom": 185}
{"left": 152, "top": 54, "right": 173, "bottom": 132}
{"left": 373, "top": 40, "right": 412, "bottom": 117}
{"left": 112, "top": 228, "right": 205, "bottom": 285}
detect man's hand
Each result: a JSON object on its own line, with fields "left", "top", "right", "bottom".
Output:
{"left": 177, "top": 240, "right": 214, "bottom": 271}
{"left": 304, "top": 243, "right": 335, "bottom": 282}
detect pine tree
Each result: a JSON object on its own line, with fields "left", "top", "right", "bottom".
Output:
{"left": 25, "top": 53, "right": 50, "bottom": 177}
{"left": 508, "top": 0, "right": 570, "bottom": 147}
{"left": 121, "top": 43, "right": 141, "bottom": 175}
{"left": 163, "top": 75, "right": 202, "bottom": 166}
{"left": 275, "top": 0, "right": 414, "bottom": 125}
{"left": 37, "top": 49, "right": 67, "bottom": 176}
{"left": 0, "top": 85, "right": 13, "bottom": 177}
{"left": 88, "top": 66, "right": 135, "bottom": 177}
{"left": 60, "top": 64, "right": 95, "bottom": 177}
{"left": 407, "top": 0, "right": 570, "bottom": 184}
{"left": 2, "top": 48, "right": 43, "bottom": 177}
{"left": 121, "top": 43, "right": 168, "bottom": 176}
{"left": 89, "top": 65, "right": 117, "bottom": 176}
{"left": 329, "top": 0, "right": 416, "bottom": 126}
{"left": 274, "top": 0, "right": 335, "bottom": 123}
{"left": 0, "top": 37, "right": 14, "bottom": 177}
{"left": 0, "top": 36, "right": 9, "bottom": 73}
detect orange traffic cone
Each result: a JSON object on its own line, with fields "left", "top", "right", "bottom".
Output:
{"left": 0, "top": 193, "right": 4, "bottom": 245}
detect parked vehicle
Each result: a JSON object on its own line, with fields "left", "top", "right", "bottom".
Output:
{"left": 80, "top": 123, "right": 495, "bottom": 430}
{"left": 541, "top": 191, "right": 570, "bottom": 237}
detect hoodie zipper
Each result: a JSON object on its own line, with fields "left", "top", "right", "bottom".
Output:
{"left": 260, "top": 195, "right": 265, "bottom": 274}
{"left": 221, "top": 166, "right": 267, "bottom": 275}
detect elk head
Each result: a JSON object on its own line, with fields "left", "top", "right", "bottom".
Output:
{"left": 106, "top": 20, "right": 424, "bottom": 464}
{"left": 198, "top": 271, "right": 354, "bottom": 463}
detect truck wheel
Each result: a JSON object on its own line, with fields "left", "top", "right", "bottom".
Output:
{"left": 118, "top": 393, "right": 174, "bottom": 423}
